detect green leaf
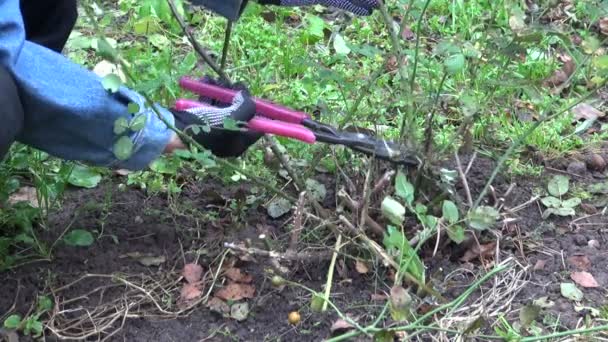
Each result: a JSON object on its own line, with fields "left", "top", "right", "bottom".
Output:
{"left": 63, "top": 229, "right": 94, "bottom": 247}
{"left": 333, "top": 34, "right": 351, "bottom": 55}
{"left": 96, "top": 38, "right": 117, "bottom": 61}
{"left": 381, "top": 196, "right": 406, "bottom": 225}
{"left": 540, "top": 196, "right": 561, "bottom": 208}
{"left": 389, "top": 286, "right": 412, "bottom": 322}
{"left": 150, "top": 158, "right": 178, "bottom": 175}
{"left": 133, "top": 17, "right": 161, "bottom": 35}
{"left": 25, "top": 319, "right": 43, "bottom": 336}
{"left": 114, "top": 117, "right": 129, "bottom": 135}
{"left": 129, "top": 114, "right": 147, "bottom": 132}
{"left": 593, "top": 55, "right": 608, "bottom": 70}
{"left": 222, "top": 117, "right": 239, "bottom": 131}
{"left": 374, "top": 331, "right": 396, "bottom": 342}
{"left": 310, "top": 292, "right": 325, "bottom": 312}
{"left": 383, "top": 226, "right": 425, "bottom": 282}
{"left": 444, "top": 53, "right": 465, "bottom": 75}
{"left": 561, "top": 197, "right": 581, "bottom": 208}
{"left": 395, "top": 170, "right": 414, "bottom": 205}
{"left": 560, "top": 282, "right": 583, "bottom": 301}
{"left": 306, "top": 15, "right": 325, "bottom": 39}
{"left": 442, "top": 200, "right": 459, "bottom": 224}
{"left": 305, "top": 178, "right": 327, "bottom": 202}
{"left": 113, "top": 136, "right": 134, "bottom": 161}
{"left": 582, "top": 35, "right": 601, "bottom": 54}
{"left": 230, "top": 302, "right": 249, "bottom": 321}
{"left": 3, "top": 314, "right": 21, "bottom": 329}
{"left": 67, "top": 165, "right": 102, "bottom": 189}
{"left": 520, "top": 304, "right": 541, "bottom": 328}
{"left": 267, "top": 198, "right": 292, "bottom": 218}
{"left": 446, "top": 225, "right": 465, "bottom": 244}
{"left": 467, "top": 206, "right": 500, "bottom": 231}
{"left": 127, "top": 102, "right": 140, "bottom": 114}
{"left": 101, "top": 74, "right": 122, "bottom": 93}
{"left": 37, "top": 296, "right": 53, "bottom": 312}
{"left": 149, "top": 33, "right": 170, "bottom": 49}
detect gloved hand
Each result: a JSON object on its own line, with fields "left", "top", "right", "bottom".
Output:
{"left": 172, "top": 78, "right": 263, "bottom": 158}
{"left": 257, "top": 0, "right": 379, "bottom": 16}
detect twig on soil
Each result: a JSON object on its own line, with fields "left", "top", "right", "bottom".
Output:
{"left": 288, "top": 191, "right": 307, "bottom": 253}
{"left": 223, "top": 242, "right": 333, "bottom": 261}
{"left": 337, "top": 189, "right": 385, "bottom": 236}
{"left": 454, "top": 151, "right": 473, "bottom": 208}
{"left": 369, "top": 170, "right": 395, "bottom": 200}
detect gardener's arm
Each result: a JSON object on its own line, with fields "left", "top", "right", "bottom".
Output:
{"left": 0, "top": 0, "right": 181, "bottom": 170}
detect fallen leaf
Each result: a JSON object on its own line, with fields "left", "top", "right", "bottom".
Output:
{"left": 206, "top": 297, "right": 230, "bottom": 315}
{"left": 355, "top": 260, "right": 369, "bottom": 274}
{"left": 572, "top": 103, "right": 604, "bottom": 121}
{"left": 533, "top": 296, "right": 554, "bottom": 308}
{"left": 183, "top": 263, "right": 203, "bottom": 283}
{"left": 567, "top": 255, "right": 591, "bottom": 271}
{"left": 8, "top": 186, "right": 39, "bottom": 207}
{"left": 224, "top": 267, "right": 253, "bottom": 283}
{"left": 401, "top": 26, "right": 415, "bottom": 40}
{"left": 459, "top": 241, "right": 497, "bottom": 262}
{"left": 92, "top": 60, "right": 126, "bottom": 81}
{"left": 519, "top": 304, "right": 541, "bottom": 328}
{"left": 571, "top": 271, "right": 599, "bottom": 288}
{"left": 600, "top": 17, "right": 608, "bottom": 36}
{"left": 560, "top": 282, "right": 584, "bottom": 301}
{"left": 180, "top": 283, "right": 202, "bottom": 301}
{"left": 215, "top": 283, "right": 255, "bottom": 301}
{"left": 330, "top": 319, "right": 354, "bottom": 333}
{"left": 371, "top": 293, "right": 388, "bottom": 301}
{"left": 230, "top": 302, "right": 250, "bottom": 321}
{"left": 137, "top": 255, "right": 166, "bottom": 267}
{"left": 533, "top": 259, "right": 546, "bottom": 271}
{"left": 544, "top": 53, "right": 575, "bottom": 89}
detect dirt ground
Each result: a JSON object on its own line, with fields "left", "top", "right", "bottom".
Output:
{"left": 1, "top": 155, "right": 607, "bottom": 341}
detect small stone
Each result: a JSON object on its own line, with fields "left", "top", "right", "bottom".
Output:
{"left": 588, "top": 239, "right": 600, "bottom": 248}
{"left": 573, "top": 234, "right": 587, "bottom": 246}
{"left": 585, "top": 153, "right": 606, "bottom": 171}
{"left": 134, "top": 216, "right": 144, "bottom": 224}
{"left": 567, "top": 161, "right": 587, "bottom": 175}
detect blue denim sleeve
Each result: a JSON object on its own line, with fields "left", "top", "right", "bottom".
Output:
{"left": 0, "top": 0, "right": 175, "bottom": 170}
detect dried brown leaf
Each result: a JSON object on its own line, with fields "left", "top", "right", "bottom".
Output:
{"left": 224, "top": 267, "right": 253, "bottom": 284}
{"left": 534, "top": 259, "right": 546, "bottom": 271}
{"left": 330, "top": 319, "right": 354, "bottom": 333}
{"left": 568, "top": 255, "right": 591, "bottom": 271}
{"left": 183, "top": 263, "right": 203, "bottom": 283}
{"left": 571, "top": 271, "right": 599, "bottom": 288}
{"left": 459, "top": 241, "right": 497, "bottom": 262}
{"left": 8, "top": 186, "right": 39, "bottom": 207}
{"left": 355, "top": 260, "right": 369, "bottom": 274}
{"left": 600, "top": 17, "right": 608, "bottom": 36}
{"left": 206, "top": 296, "right": 230, "bottom": 315}
{"left": 180, "top": 283, "right": 202, "bottom": 301}
{"left": 544, "top": 54, "right": 575, "bottom": 88}
{"left": 215, "top": 283, "right": 255, "bottom": 301}
{"left": 572, "top": 103, "right": 604, "bottom": 121}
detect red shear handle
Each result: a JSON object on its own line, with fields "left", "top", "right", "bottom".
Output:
{"left": 174, "top": 99, "right": 316, "bottom": 144}
{"left": 179, "top": 77, "right": 310, "bottom": 124}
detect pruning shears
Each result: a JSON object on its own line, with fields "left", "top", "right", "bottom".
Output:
{"left": 175, "top": 76, "right": 420, "bottom": 166}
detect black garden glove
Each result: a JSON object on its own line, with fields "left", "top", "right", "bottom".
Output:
{"left": 172, "top": 78, "right": 262, "bottom": 158}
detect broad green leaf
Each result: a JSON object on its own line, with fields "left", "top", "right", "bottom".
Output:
{"left": 444, "top": 53, "right": 465, "bottom": 75}
{"left": 540, "top": 196, "right": 561, "bottom": 208}
{"left": 395, "top": 170, "right": 414, "bottom": 205}
{"left": 267, "top": 198, "right": 292, "bottom": 218}
{"left": 223, "top": 117, "right": 239, "bottom": 131}
{"left": 114, "top": 117, "right": 129, "bottom": 135}
{"left": 25, "top": 319, "right": 43, "bottom": 336}
{"left": 582, "top": 35, "right": 601, "bottom": 54}
{"left": 548, "top": 175, "right": 569, "bottom": 197}
{"left": 67, "top": 165, "right": 102, "bottom": 189}
{"left": 113, "top": 136, "right": 134, "bottom": 161}
{"left": 374, "top": 331, "right": 396, "bottom": 342}
{"left": 381, "top": 196, "right": 405, "bottom": 225}
{"left": 127, "top": 102, "right": 140, "bottom": 114}
{"left": 129, "top": 114, "right": 147, "bottom": 132}
{"left": 63, "top": 229, "right": 94, "bottom": 247}
{"left": 3, "top": 314, "right": 21, "bottom": 329}
{"left": 560, "top": 283, "right": 583, "bottom": 301}
{"left": 133, "top": 17, "right": 161, "bottom": 34}
{"left": 101, "top": 74, "right": 122, "bottom": 93}
{"left": 389, "top": 286, "right": 412, "bottom": 322}
{"left": 593, "top": 55, "right": 608, "bottom": 70}
{"left": 96, "top": 38, "right": 116, "bottom": 61}
{"left": 561, "top": 197, "right": 581, "bottom": 208}
{"left": 306, "top": 15, "right": 325, "bottom": 39}
{"left": 37, "top": 296, "right": 53, "bottom": 312}
{"left": 520, "top": 304, "right": 541, "bottom": 328}
{"left": 447, "top": 225, "right": 465, "bottom": 244}
{"left": 150, "top": 158, "right": 178, "bottom": 175}
{"left": 305, "top": 178, "right": 326, "bottom": 202}
{"left": 442, "top": 200, "right": 459, "bottom": 224}
{"left": 467, "top": 206, "right": 500, "bottom": 231}
{"left": 383, "top": 226, "right": 425, "bottom": 282}
{"left": 333, "top": 34, "right": 351, "bottom": 55}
